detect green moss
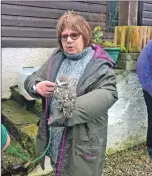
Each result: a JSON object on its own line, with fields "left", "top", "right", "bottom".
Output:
{"left": 106, "top": 133, "right": 146, "bottom": 156}
{"left": 2, "top": 137, "right": 31, "bottom": 174}
{"left": 106, "top": 148, "right": 114, "bottom": 156}
{"left": 21, "top": 124, "right": 38, "bottom": 138}
{"left": 2, "top": 100, "right": 38, "bottom": 125}
{"left": 10, "top": 86, "right": 41, "bottom": 116}
{"left": 20, "top": 134, "right": 36, "bottom": 157}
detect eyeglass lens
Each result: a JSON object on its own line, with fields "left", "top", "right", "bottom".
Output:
{"left": 60, "top": 33, "right": 80, "bottom": 41}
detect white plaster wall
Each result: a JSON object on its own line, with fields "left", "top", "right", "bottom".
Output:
{"left": 107, "top": 71, "right": 147, "bottom": 152}
{"left": 2, "top": 48, "right": 56, "bottom": 98}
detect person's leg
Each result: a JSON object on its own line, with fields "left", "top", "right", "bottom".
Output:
{"left": 143, "top": 90, "right": 152, "bottom": 158}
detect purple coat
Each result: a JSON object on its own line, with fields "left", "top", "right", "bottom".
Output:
{"left": 136, "top": 40, "right": 152, "bottom": 96}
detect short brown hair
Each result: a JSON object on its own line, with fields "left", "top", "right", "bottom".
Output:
{"left": 56, "top": 11, "right": 92, "bottom": 49}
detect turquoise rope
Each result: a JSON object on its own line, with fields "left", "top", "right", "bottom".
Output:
{"left": 5, "top": 128, "right": 52, "bottom": 168}
{"left": 30, "top": 127, "right": 52, "bottom": 165}
{"left": 6, "top": 145, "right": 29, "bottom": 162}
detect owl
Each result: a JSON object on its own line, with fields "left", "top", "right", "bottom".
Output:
{"left": 54, "top": 75, "right": 77, "bottom": 119}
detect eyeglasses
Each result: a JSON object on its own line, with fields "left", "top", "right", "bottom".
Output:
{"left": 60, "top": 33, "right": 80, "bottom": 42}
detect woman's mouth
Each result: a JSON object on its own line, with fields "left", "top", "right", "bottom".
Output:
{"left": 67, "top": 46, "right": 74, "bottom": 50}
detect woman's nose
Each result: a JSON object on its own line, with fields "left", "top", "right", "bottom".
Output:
{"left": 67, "top": 36, "right": 73, "bottom": 42}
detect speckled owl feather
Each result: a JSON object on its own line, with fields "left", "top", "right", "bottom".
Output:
{"left": 54, "top": 75, "right": 76, "bottom": 118}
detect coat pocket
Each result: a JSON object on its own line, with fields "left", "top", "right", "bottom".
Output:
{"left": 76, "top": 143, "right": 100, "bottom": 157}
{"left": 75, "top": 135, "right": 101, "bottom": 176}
{"left": 76, "top": 134, "right": 101, "bottom": 159}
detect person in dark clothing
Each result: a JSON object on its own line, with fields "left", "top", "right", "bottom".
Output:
{"left": 136, "top": 40, "right": 152, "bottom": 159}
{"left": 143, "top": 90, "right": 152, "bottom": 159}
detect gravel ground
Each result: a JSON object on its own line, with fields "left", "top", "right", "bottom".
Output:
{"left": 2, "top": 143, "right": 152, "bottom": 176}
{"left": 103, "top": 143, "right": 152, "bottom": 176}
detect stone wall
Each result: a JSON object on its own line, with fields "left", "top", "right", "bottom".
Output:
{"left": 107, "top": 71, "right": 147, "bottom": 153}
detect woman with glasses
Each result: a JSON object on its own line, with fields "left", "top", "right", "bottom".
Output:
{"left": 24, "top": 11, "right": 118, "bottom": 176}
{"left": 136, "top": 40, "right": 152, "bottom": 160}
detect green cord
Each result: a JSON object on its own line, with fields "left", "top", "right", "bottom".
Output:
{"left": 5, "top": 128, "right": 52, "bottom": 168}
{"left": 6, "top": 144, "right": 29, "bottom": 162}
{"left": 30, "top": 128, "right": 52, "bottom": 165}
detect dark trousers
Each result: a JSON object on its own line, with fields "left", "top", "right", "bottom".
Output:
{"left": 143, "top": 90, "right": 152, "bottom": 148}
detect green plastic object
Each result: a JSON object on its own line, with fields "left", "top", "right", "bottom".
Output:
{"left": 1, "top": 124, "right": 7, "bottom": 150}
{"left": 104, "top": 47, "right": 120, "bottom": 63}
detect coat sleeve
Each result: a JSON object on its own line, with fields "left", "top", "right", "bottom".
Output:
{"left": 50, "top": 67, "right": 118, "bottom": 127}
{"left": 67, "top": 67, "right": 118, "bottom": 126}
{"left": 24, "top": 59, "right": 50, "bottom": 98}
{"left": 136, "top": 40, "right": 152, "bottom": 96}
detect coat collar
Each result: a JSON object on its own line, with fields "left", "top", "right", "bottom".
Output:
{"left": 48, "top": 47, "right": 110, "bottom": 96}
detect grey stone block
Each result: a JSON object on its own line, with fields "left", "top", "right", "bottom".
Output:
{"left": 117, "top": 53, "right": 140, "bottom": 71}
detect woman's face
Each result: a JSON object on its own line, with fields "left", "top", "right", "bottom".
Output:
{"left": 60, "top": 28, "right": 84, "bottom": 54}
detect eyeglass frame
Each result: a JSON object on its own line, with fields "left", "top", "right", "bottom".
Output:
{"left": 59, "top": 32, "right": 81, "bottom": 42}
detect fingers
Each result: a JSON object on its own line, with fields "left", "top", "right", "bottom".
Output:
{"left": 35, "top": 81, "right": 56, "bottom": 98}
{"left": 44, "top": 81, "right": 56, "bottom": 87}
{"left": 45, "top": 90, "right": 54, "bottom": 97}
{"left": 45, "top": 86, "right": 55, "bottom": 92}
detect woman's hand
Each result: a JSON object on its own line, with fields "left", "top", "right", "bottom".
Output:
{"left": 35, "top": 81, "right": 56, "bottom": 97}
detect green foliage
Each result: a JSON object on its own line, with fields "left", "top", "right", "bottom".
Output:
{"left": 92, "top": 26, "right": 103, "bottom": 44}
{"left": 120, "top": 46, "right": 127, "bottom": 53}
{"left": 102, "top": 41, "right": 120, "bottom": 48}
{"left": 92, "top": 26, "right": 119, "bottom": 48}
